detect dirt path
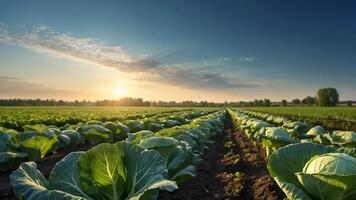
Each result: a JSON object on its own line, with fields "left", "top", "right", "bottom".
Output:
{"left": 230, "top": 123, "right": 285, "bottom": 199}
{"left": 158, "top": 122, "right": 226, "bottom": 200}
{"left": 159, "top": 114, "right": 285, "bottom": 200}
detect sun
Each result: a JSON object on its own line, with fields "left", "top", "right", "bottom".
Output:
{"left": 114, "top": 88, "right": 127, "bottom": 98}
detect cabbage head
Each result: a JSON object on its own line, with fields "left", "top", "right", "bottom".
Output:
{"left": 268, "top": 143, "right": 356, "bottom": 200}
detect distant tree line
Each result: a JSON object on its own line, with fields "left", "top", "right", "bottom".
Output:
{"left": 279, "top": 88, "right": 352, "bottom": 107}
{"left": 0, "top": 97, "right": 226, "bottom": 107}
{"left": 0, "top": 88, "right": 353, "bottom": 107}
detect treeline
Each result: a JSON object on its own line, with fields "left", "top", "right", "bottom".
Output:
{"left": 0, "top": 97, "right": 353, "bottom": 107}
{"left": 0, "top": 98, "right": 225, "bottom": 107}
{"left": 0, "top": 88, "right": 353, "bottom": 107}
{"left": 0, "top": 98, "right": 270, "bottom": 107}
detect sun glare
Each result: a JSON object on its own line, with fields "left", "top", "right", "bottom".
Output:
{"left": 114, "top": 88, "right": 127, "bottom": 98}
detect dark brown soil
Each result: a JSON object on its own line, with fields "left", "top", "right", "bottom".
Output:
{"left": 159, "top": 114, "right": 286, "bottom": 200}
{"left": 0, "top": 143, "right": 93, "bottom": 200}
{"left": 232, "top": 126, "right": 285, "bottom": 200}
{"left": 158, "top": 127, "right": 226, "bottom": 200}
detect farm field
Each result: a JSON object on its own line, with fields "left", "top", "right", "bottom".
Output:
{"left": 1, "top": 1, "right": 356, "bottom": 200}
{"left": 1, "top": 106, "right": 355, "bottom": 200}
{"left": 0, "top": 106, "right": 208, "bottom": 130}
{"left": 242, "top": 107, "right": 356, "bottom": 121}
{"left": 242, "top": 107, "right": 356, "bottom": 131}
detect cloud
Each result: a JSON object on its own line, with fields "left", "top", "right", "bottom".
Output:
{"left": 239, "top": 56, "right": 257, "bottom": 63}
{"left": 0, "top": 75, "right": 77, "bottom": 98}
{"left": 0, "top": 24, "right": 157, "bottom": 73}
{"left": 150, "top": 64, "right": 257, "bottom": 89}
{"left": 0, "top": 24, "right": 258, "bottom": 90}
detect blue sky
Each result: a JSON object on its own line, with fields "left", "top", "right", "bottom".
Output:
{"left": 0, "top": 0, "right": 355, "bottom": 101}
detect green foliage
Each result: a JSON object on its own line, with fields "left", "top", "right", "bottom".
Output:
{"left": 0, "top": 108, "right": 220, "bottom": 172}
{"left": 317, "top": 88, "right": 339, "bottom": 107}
{"left": 139, "top": 137, "right": 196, "bottom": 184}
{"left": 347, "top": 100, "right": 353, "bottom": 107}
{"left": 281, "top": 99, "right": 287, "bottom": 107}
{"left": 291, "top": 99, "right": 301, "bottom": 104}
{"left": 11, "top": 142, "right": 178, "bottom": 200}
{"left": 301, "top": 96, "right": 316, "bottom": 105}
{"left": 241, "top": 107, "right": 356, "bottom": 131}
{"left": 78, "top": 125, "right": 113, "bottom": 145}
{"left": 268, "top": 143, "right": 356, "bottom": 200}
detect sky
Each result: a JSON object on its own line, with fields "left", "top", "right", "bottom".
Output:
{"left": 0, "top": 0, "right": 355, "bottom": 102}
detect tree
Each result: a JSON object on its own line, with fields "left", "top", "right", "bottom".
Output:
{"left": 302, "top": 96, "right": 316, "bottom": 105}
{"left": 291, "top": 99, "right": 301, "bottom": 104}
{"left": 317, "top": 88, "right": 339, "bottom": 107}
{"left": 281, "top": 99, "right": 287, "bottom": 106}
{"left": 347, "top": 100, "right": 353, "bottom": 107}
{"left": 264, "top": 99, "right": 271, "bottom": 107}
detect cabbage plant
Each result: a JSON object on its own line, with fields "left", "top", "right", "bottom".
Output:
{"left": 10, "top": 142, "right": 177, "bottom": 200}
{"left": 78, "top": 125, "right": 113, "bottom": 145}
{"left": 254, "top": 127, "right": 297, "bottom": 156}
{"left": 268, "top": 143, "right": 356, "bottom": 200}
{"left": 139, "top": 137, "right": 196, "bottom": 184}
{"left": 328, "top": 131, "right": 356, "bottom": 148}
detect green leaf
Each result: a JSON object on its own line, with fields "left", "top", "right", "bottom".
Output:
{"left": 306, "top": 126, "right": 325, "bottom": 136}
{"left": 267, "top": 143, "right": 338, "bottom": 200}
{"left": 273, "top": 177, "right": 312, "bottom": 200}
{"left": 78, "top": 143, "right": 126, "bottom": 200}
{"left": 23, "top": 124, "right": 48, "bottom": 133}
{"left": 49, "top": 152, "right": 92, "bottom": 199}
{"left": 296, "top": 153, "right": 356, "bottom": 200}
{"left": 10, "top": 162, "right": 85, "bottom": 200}
{"left": 0, "top": 151, "right": 27, "bottom": 172}
{"left": 127, "top": 130, "right": 154, "bottom": 142}
{"left": 255, "top": 127, "right": 296, "bottom": 150}
{"left": 61, "top": 130, "right": 84, "bottom": 146}
{"left": 120, "top": 142, "right": 177, "bottom": 198}
{"left": 79, "top": 125, "right": 113, "bottom": 145}
{"left": 146, "top": 123, "right": 164, "bottom": 132}
{"left": 124, "top": 120, "right": 144, "bottom": 133}
{"left": 78, "top": 142, "right": 177, "bottom": 200}
{"left": 19, "top": 134, "right": 58, "bottom": 161}
{"left": 330, "top": 131, "right": 356, "bottom": 148}
{"left": 58, "top": 134, "right": 71, "bottom": 146}
{"left": 139, "top": 137, "right": 195, "bottom": 183}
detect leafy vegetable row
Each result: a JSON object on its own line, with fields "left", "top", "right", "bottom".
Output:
{"left": 0, "top": 110, "right": 215, "bottom": 172}
{"left": 0, "top": 107, "right": 196, "bottom": 131}
{"left": 10, "top": 111, "right": 226, "bottom": 200}
{"left": 230, "top": 110, "right": 356, "bottom": 155}
{"left": 228, "top": 109, "right": 356, "bottom": 200}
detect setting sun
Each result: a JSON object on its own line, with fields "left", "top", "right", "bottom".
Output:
{"left": 114, "top": 88, "right": 127, "bottom": 98}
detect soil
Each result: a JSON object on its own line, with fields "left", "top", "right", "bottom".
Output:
{"left": 0, "top": 143, "right": 93, "bottom": 200}
{"left": 159, "top": 114, "right": 285, "bottom": 200}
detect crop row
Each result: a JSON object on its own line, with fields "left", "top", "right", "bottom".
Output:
{"left": 0, "top": 109, "right": 216, "bottom": 172}
{"left": 9, "top": 111, "right": 226, "bottom": 200}
{"left": 242, "top": 107, "right": 356, "bottom": 131}
{"left": 0, "top": 107, "right": 210, "bottom": 131}
{"left": 228, "top": 109, "right": 356, "bottom": 200}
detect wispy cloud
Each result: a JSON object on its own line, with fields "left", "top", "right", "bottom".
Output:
{"left": 148, "top": 64, "right": 256, "bottom": 89}
{"left": 0, "top": 24, "right": 157, "bottom": 72}
{"left": 239, "top": 56, "right": 257, "bottom": 63}
{"left": 0, "top": 24, "right": 258, "bottom": 90}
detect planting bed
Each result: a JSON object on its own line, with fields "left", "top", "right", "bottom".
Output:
{"left": 159, "top": 114, "right": 285, "bottom": 200}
